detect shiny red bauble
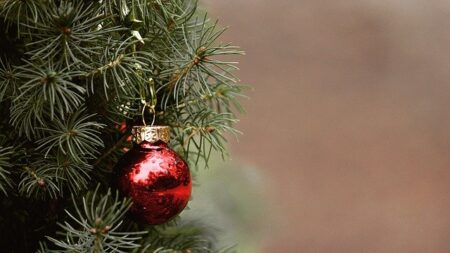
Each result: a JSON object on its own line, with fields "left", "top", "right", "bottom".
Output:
{"left": 114, "top": 140, "right": 192, "bottom": 225}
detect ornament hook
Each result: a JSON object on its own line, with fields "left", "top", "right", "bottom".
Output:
{"left": 141, "top": 78, "right": 157, "bottom": 127}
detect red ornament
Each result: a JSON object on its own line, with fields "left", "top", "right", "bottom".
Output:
{"left": 114, "top": 126, "right": 192, "bottom": 225}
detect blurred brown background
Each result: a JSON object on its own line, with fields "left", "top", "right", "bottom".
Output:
{"left": 204, "top": 0, "right": 450, "bottom": 252}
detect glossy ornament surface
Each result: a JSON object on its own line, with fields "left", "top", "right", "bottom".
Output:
{"left": 115, "top": 138, "right": 192, "bottom": 225}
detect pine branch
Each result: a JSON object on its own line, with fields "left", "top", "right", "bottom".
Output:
{"left": 93, "top": 131, "right": 130, "bottom": 168}
{"left": 162, "top": 108, "right": 240, "bottom": 167}
{"left": 87, "top": 54, "right": 126, "bottom": 77}
{"left": 137, "top": 222, "right": 233, "bottom": 253}
{"left": 158, "top": 16, "right": 244, "bottom": 108}
{"left": 36, "top": 110, "right": 105, "bottom": 164}
{"left": 0, "top": 0, "right": 44, "bottom": 35}
{"left": 85, "top": 38, "right": 155, "bottom": 99}
{"left": 135, "top": 0, "right": 198, "bottom": 33}
{"left": 0, "top": 57, "right": 18, "bottom": 101}
{"left": 19, "top": 164, "right": 60, "bottom": 199}
{"left": 23, "top": 1, "right": 125, "bottom": 69}
{"left": 48, "top": 153, "right": 92, "bottom": 195}
{"left": 11, "top": 61, "right": 86, "bottom": 137}
{"left": 42, "top": 187, "right": 146, "bottom": 252}
{"left": 0, "top": 145, "right": 13, "bottom": 195}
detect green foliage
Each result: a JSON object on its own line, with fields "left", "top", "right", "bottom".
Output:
{"left": 0, "top": 144, "right": 13, "bottom": 195}
{"left": 0, "top": 0, "right": 42, "bottom": 30}
{"left": 138, "top": 223, "right": 227, "bottom": 253}
{"left": 11, "top": 61, "right": 85, "bottom": 137}
{"left": 86, "top": 38, "right": 155, "bottom": 99}
{"left": 25, "top": 1, "right": 125, "bottom": 69}
{"left": 42, "top": 187, "right": 146, "bottom": 252}
{"left": 158, "top": 17, "right": 241, "bottom": 108}
{"left": 18, "top": 153, "right": 92, "bottom": 199}
{"left": 19, "top": 161, "right": 61, "bottom": 199}
{"left": 0, "top": 58, "right": 18, "bottom": 101}
{"left": 37, "top": 109, "right": 105, "bottom": 163}
{"left": 0, "top": 0, "right": 245, "bottom": 251}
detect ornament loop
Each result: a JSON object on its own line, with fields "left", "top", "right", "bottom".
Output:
{"left": 141, "top": 78, "right": 157, "bottom": 127}
{"left": 132, "top": 126, "right": 170, "bottom": 144}
{"left": 141, "top": 103, "right": 156, "bottom": 127}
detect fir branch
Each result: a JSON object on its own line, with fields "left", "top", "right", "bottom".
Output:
{"left": 0, "top": 145, "right": 13, "bottom": 195}
{"left": 37, "top": 110, "right": 105, "bottom": 164}
{"left": 11, "top": 61, "right": 86, "bottom": 137}
{"left": 138, "top": 222, "right": 226, "bottom": 253}
{"left": 166, "top": 109, "right": 240, "bottom": 166}
{"left": 0, "top": 57, "right": 18, "bottom": 101}
{"left": 24, "top": 1, "right": 125, "bottom": 69}
{"left": 0, "top": 0, "right": 44, "bottom": 35}
{"left": 93, "top": 131, "right": 130, "bottom": 168}
{"left": 165, "top": 83, "right": 247, "bottom": 114}
{"left": 18, "top": 154, "right": 91, "bottom": 199}
{"left": 49, "top": 153, "right": 92, "bottom": 195}
{"left": 19, "top": 164, "right": 60, "bottom": 199}
{"left": 85, "top": 37, "right": 156, "bottom": 99}
{"left": 158, "top": 16, "right": 243, "bottom": 108}
{"left": 88, "top": 53, "right": 126, "bottom": 77}
{"left": 137, "top": 0, "right": 198, "bottom": 32}
{"left": 43, "top": 187, "right": 146, "bottom": 252}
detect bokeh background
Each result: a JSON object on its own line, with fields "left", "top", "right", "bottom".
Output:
{"left": 187, "top": 0, "right": 450, "bottom": 252}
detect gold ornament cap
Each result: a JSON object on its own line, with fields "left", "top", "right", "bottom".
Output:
{"left": 132, "top": 126, "right": 170, "bottom": 144}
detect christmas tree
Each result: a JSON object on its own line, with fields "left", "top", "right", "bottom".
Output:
{"left": 0, "top": 1, "right": 245, "bottom": 252}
